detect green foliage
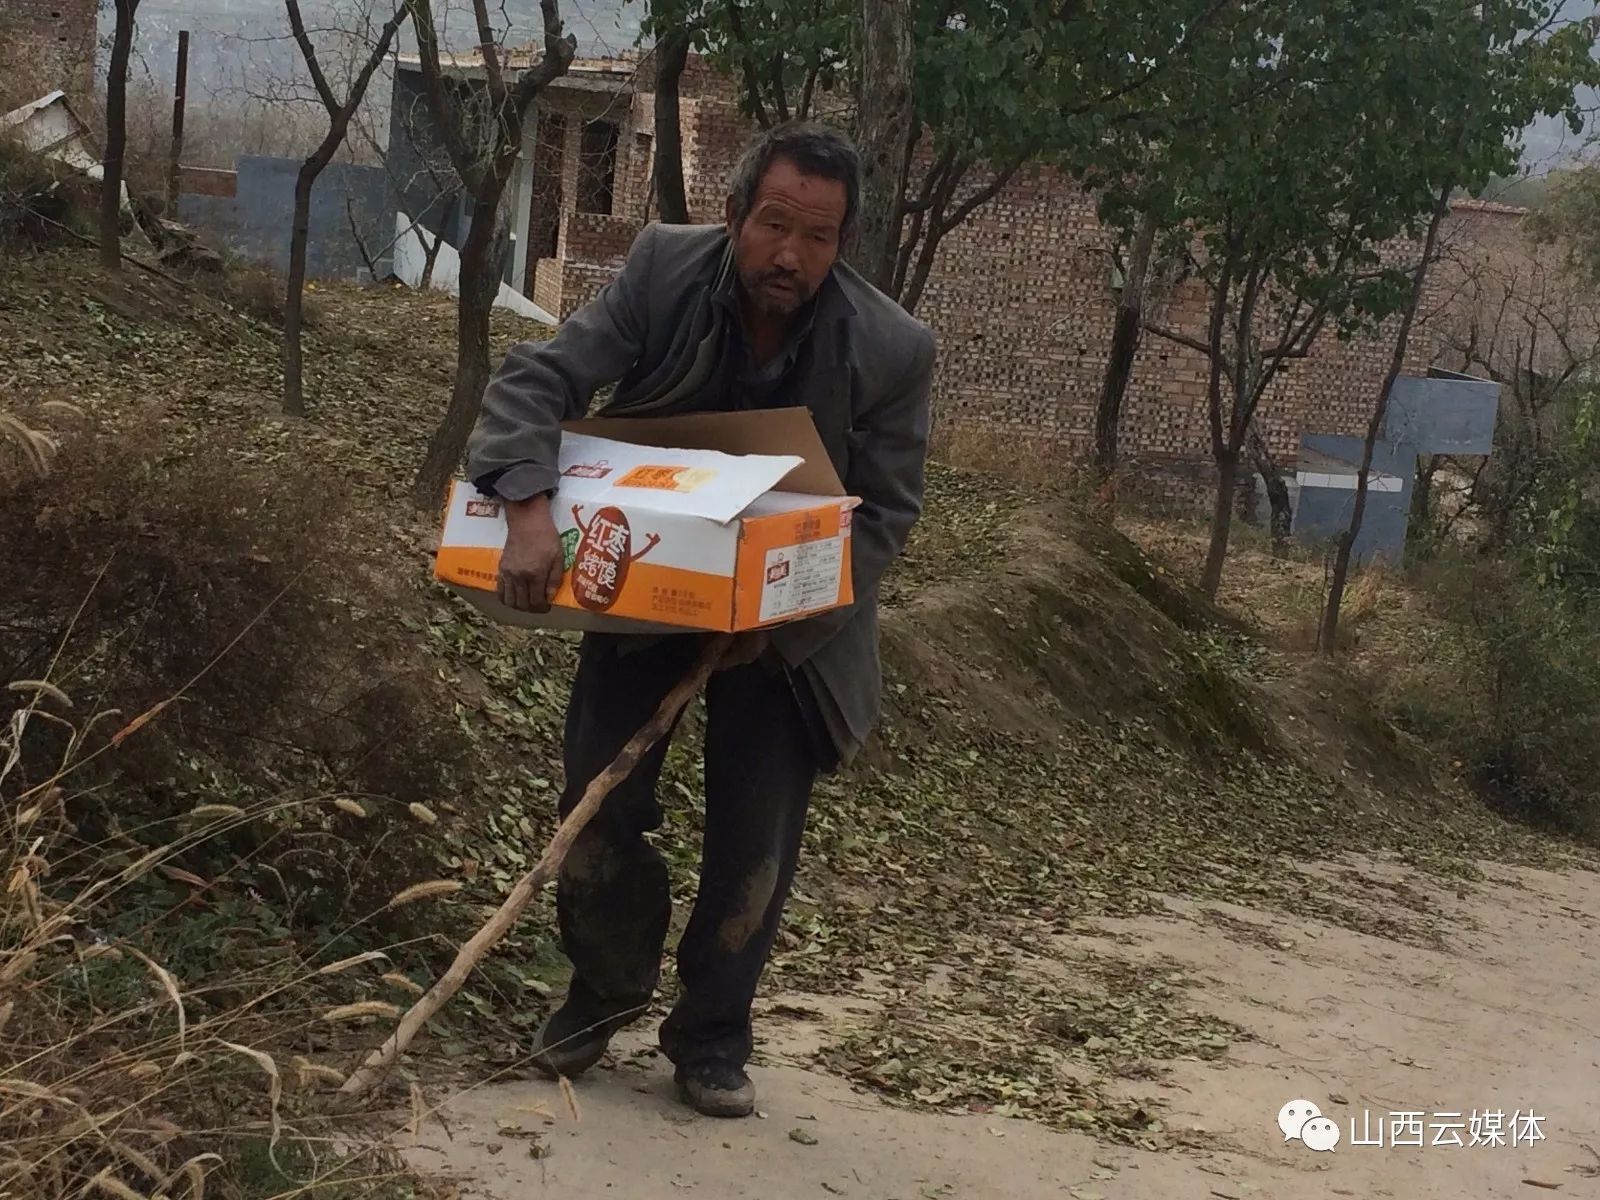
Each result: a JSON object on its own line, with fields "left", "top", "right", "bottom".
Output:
{"left": 651, "top": 0, "right": 1226, "bottom": 163}
{"left": 1101, "top": 0, "right": 1599, "bottom": 354}
{"left": 1395, "top": 556, "right": 1600, "bottom": 835}
{"left": 646, "top": 0, "right": 1234, "bottom": 303}
{"left": 1524, "top": 381, "right": 1600, "bottom": 599}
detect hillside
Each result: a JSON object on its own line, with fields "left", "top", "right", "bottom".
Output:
{"left": 2, "top": 246, "right": 1595, "bottom": 1198}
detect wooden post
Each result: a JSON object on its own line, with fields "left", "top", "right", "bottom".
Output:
{"left": 166, "top": 30, "right": 189, "bottom": 209}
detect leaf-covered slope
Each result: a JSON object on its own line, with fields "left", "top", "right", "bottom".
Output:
{"left": 2, "top": 246, "right": 1581, "bottom": 1146}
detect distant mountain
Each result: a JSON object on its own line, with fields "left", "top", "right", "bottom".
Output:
{"left": 115, "top": 0, "right": 643, "bottom": 96}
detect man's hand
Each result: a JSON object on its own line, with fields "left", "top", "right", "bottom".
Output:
{"left": 498, "top": 494, "right": 565, "bottom": 613}
{"left": 716, "top": 630, "right": 770, "bottom": 672}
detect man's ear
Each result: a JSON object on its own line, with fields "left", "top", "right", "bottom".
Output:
{"left": 724, "top": 194, "right": 737, "bottom": 233}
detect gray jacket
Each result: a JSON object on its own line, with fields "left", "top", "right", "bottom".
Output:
{"left": 464, "top": 222, "right": 936, "bottom": 764}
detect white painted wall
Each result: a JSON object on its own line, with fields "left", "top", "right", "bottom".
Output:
{"left": 393, "top": 212, "right": 557, "bottom": 326}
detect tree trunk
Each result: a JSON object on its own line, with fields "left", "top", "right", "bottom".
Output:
{"left": 1411, "top": 453, "right": 1436, "bottom": 533}
{"left": 1318, "top": 183, "right": 1451, "bottom": 653}
{"left": 100, "top": 0, "right": 139, "bottom": 272}
{"left": 282, "top": 158, "right": 321, "bottom": 417}
{"left": 282, "top": 0, "right": 408, "bottom": 415}
{"left": 653, "top": 26, "right": 691, "bottom": 224}
{"left": 411, "top": 196, "right": 507, "bottom": 508}
{"left": 854, "top": 0, "right": 915, "bottom": 292}
{"left": 1202, "top": 450, "right": 1239, "bottom": 598}
{"left": 1246, "top": 422, "right": 1292, "bottom": 554}
{"left": 420, "top": 226, "right": 444, "bottom": 288}
{"left": 1094, "top": 211, "right": 1158, "bottom": 483}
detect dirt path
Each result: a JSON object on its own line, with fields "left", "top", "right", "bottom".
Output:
{"left": 406, "top": 858, "right": 1599, "bottom": 1199}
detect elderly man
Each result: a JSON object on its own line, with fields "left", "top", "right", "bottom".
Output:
{"left": 465, "top": 122, "right": 935, "bottom": 1118}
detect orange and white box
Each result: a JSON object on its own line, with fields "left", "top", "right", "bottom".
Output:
{"left": 434, "top": 409, "right": 858, "bottom": 634}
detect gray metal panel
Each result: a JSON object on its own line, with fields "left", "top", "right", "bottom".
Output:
{"left": 1291, "top": 434, "right": 1416, "bottom": 566}
{"left": 180, "top": 156, "right": 392, "bottom": 282}
{"left": 1382, "top": 372, "right": 1501, "bottom": 456}
{"left": 1299, "top": 433, "right": 1413, "bottom": 478}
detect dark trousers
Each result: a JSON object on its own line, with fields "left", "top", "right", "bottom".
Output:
{"left": 555, "top": 634, "right": 821, "bottom": 1068}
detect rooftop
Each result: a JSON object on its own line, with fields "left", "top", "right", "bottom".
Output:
{"left": 392, "top": 48, "right": 643, "bottom": 94}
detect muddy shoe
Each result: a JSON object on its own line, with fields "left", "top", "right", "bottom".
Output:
{"left": 531, "top": 999, "right": 636, "bottom": 1079}
{"left": 674, "top": 1060, "right": 756, "bottom": 1118}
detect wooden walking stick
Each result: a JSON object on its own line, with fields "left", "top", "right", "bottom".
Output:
{"left": 340, "top": 632, "right": 734, "bottom": 1096}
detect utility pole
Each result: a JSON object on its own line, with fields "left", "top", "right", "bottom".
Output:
{"left": 166, "top": 30, "right": 189, "bottom": 208}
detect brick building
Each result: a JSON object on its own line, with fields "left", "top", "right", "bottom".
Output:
{"left": 387, "top": 46, "right": 1525, "bottom": 500}
{"left": 0, "top": 0, "right": 97, "bottom": 105}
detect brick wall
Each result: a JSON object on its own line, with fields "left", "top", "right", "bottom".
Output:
{"left": 0, "top": 0, "right": 97, "bottom": 104}
{"left": 565, "top": 210, "right": 639, "bottom": 264}
{"left": 533, "top": 257, "right": 564, "bottom": 318}
{"left": 912, "top": 160, "right": 1447, "bottom": 470}
{"left": 178, "top": 166, "right": 237, "bottom": 199}
{"left": 681, "top": 96, "right": 747, "bottom": 223}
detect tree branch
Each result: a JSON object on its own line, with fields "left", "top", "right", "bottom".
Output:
{"left": 472, "top": 0, "right": 508, "bottom": 100}
{"left": 405, "top": 0, "right": 477, "bottom": 187}
{"left": 285, "top": 0, "right": 340, "bottom": 116}
{"left": 510, "top": 0, "right": 578, "bottom": 110}
{"left": 937, "top": 156, "right": 1024, "bottom": 235}
{"left": 901, "top": 153, "right": 971, "bottom": 311}
{"left": 1143, "top": 323, "right": 1211, "bottom": 356}
{"left": 797, "top": 60, "right": 819, "bottom": 119}
{"left": 347, "top": 4, "right": 411, "bottom": 123}
{"left": 724, "top": 0, "right": 772, "bottom": 127}
{"left": 900, "top": 144, "right": 955, "bottom": 215}
{"left": 1204, "top": 240, "right": 1241, "bottom": 462}
{"left": 770, "top": 52, "right": 791, "bottom": 122}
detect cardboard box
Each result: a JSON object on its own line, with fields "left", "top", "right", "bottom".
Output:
{"left": 434, "top": 408, "right": 859, "bottom": 634}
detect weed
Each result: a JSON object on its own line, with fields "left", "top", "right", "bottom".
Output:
{"left": 207, "top": 267, "right": 326, "bottom": 330}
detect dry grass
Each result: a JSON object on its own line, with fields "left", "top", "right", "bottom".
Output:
{"left": 1339, "top": 567, "right": 1387, "bottom": 628}
{"left": 0, "top": 388, "right": 84, "bottom": 484}
{"left": 204, "top": 267, "right": 327, "bottom": 331}
{"left": 0, "top": 412, "right": 496, "bottom": 1197}
{"left": 0, "top": 133, "right": 100, "bottom": 249}
{"left": 928, "top": 418, "right": 1084, "bottom": 495}
{"left": 0, "top": 673, "right": 457, "bottom": 1199}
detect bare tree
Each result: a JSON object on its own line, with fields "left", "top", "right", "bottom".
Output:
{"left": 282, "top": 0, "right": 410, "bottom": 417}
{"left": 101, "top": 0, "right": 143, "bottom": 272}
{"left": 1427, "top": 214, "right": 1600, "bottom": 552}
{"left": 347, "top": 85, "right": 465, "bottom": 288}
{"left": 407, "top": 0, "right": 576, "bottom": 508}
{"left": 1143, "top": 224, "right": 1377, "bottom": 597}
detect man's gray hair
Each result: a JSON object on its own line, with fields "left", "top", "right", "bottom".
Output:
{"left": 727, "top": 122, "right": 861, "bottom": 237}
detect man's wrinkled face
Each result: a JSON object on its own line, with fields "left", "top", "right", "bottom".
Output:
{"left": 726, "top": 156, "right": 847, "bottom": 318}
